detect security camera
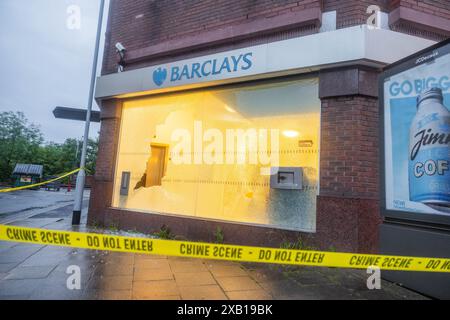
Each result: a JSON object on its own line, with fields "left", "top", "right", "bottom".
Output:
{"left": 115, "top": 42, "right": 126, "bottom": 72}
{"left": 115, "top": 42, "right": 126, "bottom": 53}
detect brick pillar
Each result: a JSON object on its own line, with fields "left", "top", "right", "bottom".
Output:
{"left": 87, "top": 99, "right": 122, "bottom": 226}
{"left": 316, "top": 67, "right": 381, "bottom": 253}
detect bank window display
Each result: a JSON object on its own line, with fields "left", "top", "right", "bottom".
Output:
{"left": 112, "top": 78, "right": 320, "bottom": 231}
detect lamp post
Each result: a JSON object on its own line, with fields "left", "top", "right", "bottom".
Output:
{"left": 72, "top": 0, "right": 106, "bottom": 225}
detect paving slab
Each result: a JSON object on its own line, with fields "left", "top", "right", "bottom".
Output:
{"left": 18, "top": 246, "right": 71, "bottom": 267}
{"left": 100, "top": 256, "right": 135, "bottom": 266}
{"left": 215, "top": 276, "right": 263, "bottom": 292}
{"left": 9, "top": 218, "right": 62, "bottom": 228}
{"left": 133, "top": 293, "right": 181, "bottom": 300}
{"left": 174, "top": 271, "right": 217, "bottom": 287}
{"left": 45, "top": 267, "right": 96, "bottom": 289}
{"left": 207, "top": 264, "right": 249, "bottom": 277}
{"left": 4, "top": 265, "right": 56, "bottom": 280}
{"left": 134, "top": 258, "right": 170, "bottom": 270}
{"left": 132, "top": 279, "right": 180, "bottom": 298}
{"left": 0, "top": 294, "right": 31, "bottom": 300}
{"left": 135, "top": 254, "right": 167, "bottom": 260}
{"left": 0, "top": 279, "right": 46, "bottom": 297}
{"left": 133, "top": 268, "right": 174, "bottom": 281}
{"left": 0, "top": 246, "right": 42, "bottom": 263}
{"left": 178, "top": 284, "right": 228, "bottom": 300}
{"left": 87, "top": 275, "right": 133, "bottom": 291}
{"left": 169, "top": 260, "right": 208, "bottom": 273}
{"left": 0, "top": 263, "right": 19, "bottom": 273}
{"left": 29, "top": 286, "right": 85, "bottom": 300}
{"left": 94, "top": 264, "right": 134, "bottom": 277}
{"left": 0, "top": 242, "right": 16, "bottom": 253}
{"left": 86, "top": 290, "right": 132, "bottom": 300}
{"left": 226, "top": 289, "right": 273, "bottom": 300}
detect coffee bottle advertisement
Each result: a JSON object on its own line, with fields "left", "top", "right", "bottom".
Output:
{"left": 384, "top": 49, "right": 450, "bottom": 216}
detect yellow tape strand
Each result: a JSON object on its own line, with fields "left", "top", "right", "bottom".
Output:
{"left": 0, "top": 224, "right": 449, "bottom": 273}
{"left": 0, "top": 168, "right": 81, "bottom": 193}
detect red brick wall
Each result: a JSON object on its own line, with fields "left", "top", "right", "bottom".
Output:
{"left": 322, "top": 0, "right": 449, "bottom": 31}
{"left": 88, "top": 100, "right": 122, "bottom": 225}
{"left": 102, "top": 0, "right": 322, "bottom": 74}
{"left": 390, "top": 0, "right": 450, "bottom": 19}
{"left": 389, "top": 0, "right": 450, "bottom": 41}
{"left": 316, "top": 196, "right": 380, "bottom": 252}
{"left": 101, "top": 0, "right": 449, "bottom": 74}
{"left": 320, "top": 96, "right": 379, "bottom": 199}
{"left": 323, "top": 0, "right": 390, "bottom": 28}
{"left": 94, "top": 101, "right": 122, "bottom": 182}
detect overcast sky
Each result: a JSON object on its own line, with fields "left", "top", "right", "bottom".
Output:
{"left": 0, "top": 0, "right": 110, "bottom": 143}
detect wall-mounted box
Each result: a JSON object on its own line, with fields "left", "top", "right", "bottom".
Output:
{"left": 120, "top": 171, "right": 131, "bottom": 196}
{"left": 270, "top": 167, "right": 303, "bottom": 190}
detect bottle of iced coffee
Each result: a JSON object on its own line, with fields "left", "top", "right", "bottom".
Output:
{"left": 409, "top": 87, "right": 450, "bottom": 208}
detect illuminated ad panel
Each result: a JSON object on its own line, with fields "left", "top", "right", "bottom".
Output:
{"left": 381, "top": 40, "right": 450, "bottom": 223}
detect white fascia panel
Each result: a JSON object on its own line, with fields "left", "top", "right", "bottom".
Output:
{"left": 364, "top": 26, "right": 436, "bottom": 64}
{"left": 95, "top": 26, "right": 436, "bottom": 100}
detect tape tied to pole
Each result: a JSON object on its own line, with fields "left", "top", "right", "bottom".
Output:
{"left": 0, "top": 168, "right": 82, "bottom": 193}
{"left": 0, "top": 225, "right": 449, "bottom": 273}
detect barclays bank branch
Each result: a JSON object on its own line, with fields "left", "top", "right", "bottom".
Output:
{"left": 89, "top": 1, "right": 450, "bottom": 298}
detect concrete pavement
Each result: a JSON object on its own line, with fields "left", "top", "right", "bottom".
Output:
{"left": 0, "top": 189, "right": 89, "bottom": 224}
{"left": 0, "top": 195, "right": 428, "bottom": 300}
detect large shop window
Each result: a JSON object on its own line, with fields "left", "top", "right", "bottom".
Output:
{"left": 112, "top": 78, "right": 320, "bottom": 231}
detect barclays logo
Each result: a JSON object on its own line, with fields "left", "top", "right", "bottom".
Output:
{"left": 151, "top": 52, "right": 253, "bottom": 87}
{"left": 153, "top": 67, "right": 167, "bottom": 86}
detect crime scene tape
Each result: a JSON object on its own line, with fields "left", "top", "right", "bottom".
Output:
{"left": 0, "top": 168, "right": 81, "bottom": 193}
{"left": 1, "top": 225, "right": 450, "bottom": 273}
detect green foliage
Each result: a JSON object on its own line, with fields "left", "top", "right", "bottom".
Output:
{"left": 85, "top": 138, "right": 98, "bottom": 174}
{"left": 89, "top": 220, "right": 100, "bottom": 230}
{"left": 0, "top": 111, "right": 98, "bottom": 183}
{"left": 272, "top": 238, "right": 317, "bottom": 275}
{"left": 108, "top": 223, "right": 119, "bottom": 232}
{"left": 213, "top": 227, "right": 224, "bottom": 244}
{"left": 0, "top": 111, "right": 43, "bottom": 181}
{"left": 153, "top": 225, "right": 174, "bottom": 239}
{"left": 279, "top": 238, "right": 315, "bottom": 251}
{"left": 36, "top": 138, "right": 98, "bottom": 179}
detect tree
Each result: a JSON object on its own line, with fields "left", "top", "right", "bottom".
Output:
{"left": 85, "top": 137, "right": 99, "bottom": 174}
{"left": 0, "top": 111, "right": 43, "bottom": 181}
{"left": 36, "top": 138, "right": 98, "bottom": 178}
{"left": 0, "top": 111, "right": 99, "bottom": 183}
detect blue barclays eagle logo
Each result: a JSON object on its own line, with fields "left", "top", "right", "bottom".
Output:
{"left": 153, "top": 67, "right": 167, "bottom": 86}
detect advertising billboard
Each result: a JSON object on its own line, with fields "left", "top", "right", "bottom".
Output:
{"left": 381, "top": 39, "right": 450, "bottom": 224}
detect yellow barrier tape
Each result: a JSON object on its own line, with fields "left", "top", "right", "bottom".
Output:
{"left": 0, "top": 168, "right": 81, "bottom": 193}
{"left": 0, "top": 225, "right": 449, "bottom": 273}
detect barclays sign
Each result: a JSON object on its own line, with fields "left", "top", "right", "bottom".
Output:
{"left": 96, "top": 26, "right": 435, "bottom": 100}
{"left": 152, "top": 52, "right": 253, "bottom": 87}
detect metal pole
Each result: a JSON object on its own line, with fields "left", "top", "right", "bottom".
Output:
{"left": 72, "top": 0, "right": 106, "bottom": 225}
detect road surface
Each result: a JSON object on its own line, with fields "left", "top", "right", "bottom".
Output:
{"left": 0, "top": 189, "right": 89, "bottom": 224}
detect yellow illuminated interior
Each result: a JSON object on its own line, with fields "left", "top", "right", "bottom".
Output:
{"left": 112, "top": 78, "right": 320, "bottom": 231}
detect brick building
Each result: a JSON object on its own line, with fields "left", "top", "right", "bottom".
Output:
{"left": 89, "top": 0, "right": 450, "bottom": 253}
